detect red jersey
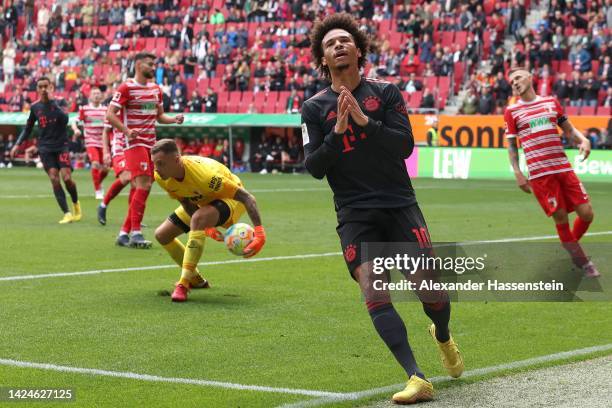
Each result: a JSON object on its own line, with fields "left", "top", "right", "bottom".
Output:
{"left": 78, "top": 104, "right": 107, "bottom": 148}
{"left": 110, "top": 80, "right": 163, "bottom": 150}
{"left": 504, "top": 96, "right": 572, "bottom": 179}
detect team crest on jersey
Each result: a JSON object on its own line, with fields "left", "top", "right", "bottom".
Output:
{"left": 363, "top": 96, "right": 381, "bottom": 112}
{"left": 140, "top": 161, "right": 148, "bottom": 171}
{"left": 326, "top": 111, "right": 337, "bottom": 121}
{"left": 548, "top": 197, "right": 557, "bottom": 210}
{"left": 344, "top": 244, "right": 357, "bottom": 263}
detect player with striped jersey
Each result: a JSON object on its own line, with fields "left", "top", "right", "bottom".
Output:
{"left": 106, "top": 52, "right": 184, "bottom": 248}
{"left": 505, "top": 67, "right": 599, "bottom": 278}
{"left": 72, "top": 87, "right": 108, "bottom": 199}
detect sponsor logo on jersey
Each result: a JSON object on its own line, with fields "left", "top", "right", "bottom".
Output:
{"left": 209, "top": 176, "right": 222, "bottom": 191}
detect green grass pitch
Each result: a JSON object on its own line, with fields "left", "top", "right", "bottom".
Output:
{"left": 0, "top": 168, "right": 610, "bottom": 407}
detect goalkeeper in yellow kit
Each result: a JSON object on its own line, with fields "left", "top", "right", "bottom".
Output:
{"left": 151, "top": 139, "right": 266, "bottom": 302}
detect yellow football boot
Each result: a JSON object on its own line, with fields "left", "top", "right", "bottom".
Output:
{"left": 72, "top": 201, "right": 82, "bottom": 221}
{"left": 429, "top": 324, "right": 464, "bottom": 378}
{"left": 58, "top": 212, "right": 73, "bottom": 224}
{"left": 392, "top": 375, "right": 433, "bottom": 405}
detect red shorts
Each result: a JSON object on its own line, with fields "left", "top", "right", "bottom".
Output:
{"left": 112, "top": 155, "right": 127, "bottom": 178}
{"left": 530, "top": 171, "right": 590, "bottom": 217}
{"left": 124, "top": 146, "right": 153, "bottom": 180}
{"left": 86, "top": 146, "right": 103, "bottom": 164}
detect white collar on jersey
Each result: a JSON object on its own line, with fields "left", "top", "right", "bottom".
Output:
{"left": 518, "top": 95, "right": 543, "bottom": 105}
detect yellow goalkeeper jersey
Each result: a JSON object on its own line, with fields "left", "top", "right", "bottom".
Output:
{"left": 154, "top": 156, "right": 243, "bottom": 206}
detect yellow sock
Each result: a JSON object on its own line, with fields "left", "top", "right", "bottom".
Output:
{"left": 163, "top": 238, "right": 204, "bottom": 285}
{"left": 180, "top": 231, "right": 206, "bottom": 287}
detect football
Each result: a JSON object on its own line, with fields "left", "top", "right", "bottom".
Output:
{"left": 224, "top": 223, "right": 255, "bottom": 256}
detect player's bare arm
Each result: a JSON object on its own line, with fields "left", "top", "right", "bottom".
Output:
{"left": 157, "top": 105, "right": 184, "bottom": 125}
{"left": 560, "top": 120, "right": 591, "bottom": 160}
{"left": 106, "top": 104, "right": 135, "bottom": 139}
{"left": 507, "top": 137, "right": 531, "bottom": 193}
{"left": 71, "top": 121, "right": 82, "bottom": 138}
{"left": 233, "top": 187, "right": 261, "bottom": 227}
{"left": 101, "top": 126, "right": 111, "bottom": 166}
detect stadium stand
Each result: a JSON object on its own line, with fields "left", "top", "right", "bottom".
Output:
{"left": 0, "top": 0, "right": 609, "bottom": 116}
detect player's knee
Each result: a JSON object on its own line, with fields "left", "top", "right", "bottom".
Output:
{"left": 580, "top": 207, "right": 594, "bottom": 223}
{"left": 191, "top": 208, "right": 216, "bottom": 230}
{"left": 154, "top": 225, "right": 170, "bottom": 245}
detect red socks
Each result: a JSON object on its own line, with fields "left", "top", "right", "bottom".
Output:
{"left": 130, "top": 188, "right": 150, "bottom": 232}
{"left": 556, "top": 223, "right": 589, "bottom": 268}
{"left": 92, "top": 168, "right": 101, "bottom": 191}
{"left": 104, "top": 178, "right": 127, "bottom": 206}
{"left": 572, "top": 217, "right": 591, "bottom": 241}
{"left": 121, "top": 187, "right": 136, "bottom": 234}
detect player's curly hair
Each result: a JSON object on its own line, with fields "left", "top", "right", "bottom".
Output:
{"left": 310, "top": 13, "right": 369, "bottom": 80}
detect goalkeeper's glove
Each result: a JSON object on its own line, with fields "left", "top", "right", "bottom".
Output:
{"left": 243, "top": 225, "right": 266, "bottom": 258}
{"left": 204, "top": 227, "right": 224, "bottom": 242}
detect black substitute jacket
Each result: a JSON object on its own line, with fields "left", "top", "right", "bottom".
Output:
{"left": 301, "top": 77, "right": 416, "bottom": 211}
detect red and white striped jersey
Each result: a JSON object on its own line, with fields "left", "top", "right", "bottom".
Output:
{"left": 110, "top": 80, "right": 163, "bottom": 150}
{"left": 77, "top": 104, "right": 107, "bottom": 148}
{"left": 504, "top": 96, "right": 572, "bottom": 179}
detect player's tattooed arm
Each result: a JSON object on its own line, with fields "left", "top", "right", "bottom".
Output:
{"left": 179, "top": 198, "right": 199, "bottom": 216}
{"left": 233, "top": 188, "right": 262, "bottom": 227}
{"left": 507, "top": 137, "right": 530, "bottom": 193}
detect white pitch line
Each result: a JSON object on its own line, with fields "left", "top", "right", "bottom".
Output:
{"left": 1, "top": 231, "right": 611, "bottom": 283}
{"left": 0, "top": 358, "right": 346, "bottom": 398}
{"left": 277, "top": 343, "right": 612, "bottom": 408}
{"left": 0, "top": 188, "right": 330, "bottom": 199}
{"left": 0, "top": 252, "right": 342, "bottom": 282}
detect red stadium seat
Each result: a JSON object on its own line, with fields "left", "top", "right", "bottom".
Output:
{"left": 226, "top": 91, "right": 242, "bottom": 113}
{"left": 424, "top": 77, "right": 437, "bottom": 91}
{"left": 580, "top": 106, "right": 596, "bottom": 115}
{"left": 409, "top": 91, "right": 422, "bottom": 108}
{"left": 565, "top": 106, "right": 580, "bottom": 116}
{"left": 596, "top": 106, "right": 611, "bottom": 116}
{"left": 441, "top": 32, "right": 454, "bottom": 47}
{"left": 454, "top": 31, "right": 468, "bottom": 48}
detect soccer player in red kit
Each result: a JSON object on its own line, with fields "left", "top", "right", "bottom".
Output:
{"left": 106, "top": 53, "right": 184, "bottom": 248}
{"left": 505, "top": 67, "right": 600, "bottom": 278}
{"left": 72, "top": 87, "right": 108, "bottom": 199}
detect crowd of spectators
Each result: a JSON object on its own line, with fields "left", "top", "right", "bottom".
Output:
{"left": 457, "top": 0, "right": 611, "bottom": 114}
{"left": 0, "top": 0, "right": 609, "bottom": 116}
